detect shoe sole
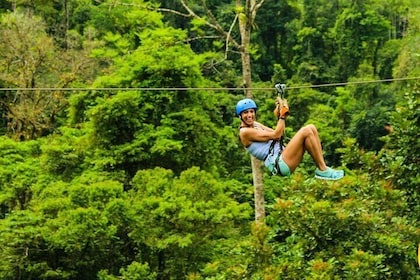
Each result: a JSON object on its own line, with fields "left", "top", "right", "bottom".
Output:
{"left": 315, "top": 175, "right": 344, "bottom": 181}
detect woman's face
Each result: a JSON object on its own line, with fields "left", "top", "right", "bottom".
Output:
{"left": 240, "top": 109, "right": 255, "bottom": 125}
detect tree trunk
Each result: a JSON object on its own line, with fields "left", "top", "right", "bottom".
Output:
{"left": 251, "top": 156, "right": 265, "bottom": 221}
{"left": 237, "top": 0, "right": 265, "bottom": 222}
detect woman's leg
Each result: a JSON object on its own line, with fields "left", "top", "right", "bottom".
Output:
{"left": 281, "top": 124, "right": 327, "bottom": 172}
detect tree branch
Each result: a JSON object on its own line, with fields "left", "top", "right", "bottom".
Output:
{"left": 252, "top": 0, "right": 265, "bottom": 16}
{"left": 157, "top": 7, "right": 191, "bottom": 18}
{"left": 158, "top": 0, "right": 241, "bottom": 51}
{"left": 225, "top": 14, "right": 238, "bottom": 59}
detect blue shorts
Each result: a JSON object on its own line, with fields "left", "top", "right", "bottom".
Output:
{"left": 277, "top": 154, "right": 291, "bottom": 176}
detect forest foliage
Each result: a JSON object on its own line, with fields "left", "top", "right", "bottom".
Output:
{"left": 0, "top": 0, "right": 419, "bottom": 279}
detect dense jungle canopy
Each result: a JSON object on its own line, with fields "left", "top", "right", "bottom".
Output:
{"left": 0, "top": 0, "right": 419, "bottom": 279}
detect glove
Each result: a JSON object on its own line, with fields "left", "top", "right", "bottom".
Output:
{"left": 274, "top": 98, "right": 289, "bottom": 119}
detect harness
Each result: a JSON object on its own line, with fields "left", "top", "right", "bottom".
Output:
{"left": 267, "top": 136, "right": 284, "bottom": 157}
{"left": 266, "top": 136, "right": 285, "bottom": 175}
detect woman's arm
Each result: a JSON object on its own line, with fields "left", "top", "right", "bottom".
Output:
{"left": 240, "top": 118, "right": 286, "bottom": 146}
{"left": 254, "top": 121, "right": 274, "bottom": 132}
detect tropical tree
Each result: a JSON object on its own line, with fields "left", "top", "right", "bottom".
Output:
{"left": 0, "top": 11, "right": 97, "bottom": 139}
{"left": 0, "top": 137, "right": 41, "bottom": 217}
{"left": 332, "top": 0, "right": 391, "bottom": 81}
{"left": 126, "top": 167, "right": 252, "bottom": 279}
{"left": 158, "top": 0, "right": 268, "bottom": 221}
{"left": 70, "top": 25, "right": 242, "bottom": 180}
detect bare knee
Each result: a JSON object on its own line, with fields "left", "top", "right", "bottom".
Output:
{"left": 306, "top": 124, "right": 318, "bottom": 132}
{"left": 299, "top": 124, "right": 317, "bottom": 137}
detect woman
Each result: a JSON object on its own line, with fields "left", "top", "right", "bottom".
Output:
{"left": 236, "top": 98, "right": 344, "bottom": 180}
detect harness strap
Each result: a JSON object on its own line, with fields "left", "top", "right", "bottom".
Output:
{"left": 266, "top": 137, "right": 284, "bottom": 160}
{"left": 266, "top": 140, "right": 276, "bottom": 159}
{"left": 274, "top": 154, "right": 282, "bottom": 173}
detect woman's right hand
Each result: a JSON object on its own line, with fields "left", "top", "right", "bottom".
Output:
{"left": 274, "top": 98, "right": 289, "bottom": 118}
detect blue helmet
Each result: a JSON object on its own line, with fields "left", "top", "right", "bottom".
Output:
{"left": 236, "top": 98, "right": 258, "bottom": 116}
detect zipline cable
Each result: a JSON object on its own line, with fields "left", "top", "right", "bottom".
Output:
{"left": 0, "top": 76, "right": 418, "bottom": 91}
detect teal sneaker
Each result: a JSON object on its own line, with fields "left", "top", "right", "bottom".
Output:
{"left": 315, "top": 167, "right": 344, "bottom": 180}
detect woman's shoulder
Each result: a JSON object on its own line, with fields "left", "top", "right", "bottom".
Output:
{"left": 239, "top": 127, "right": 254, "bottom": 147}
